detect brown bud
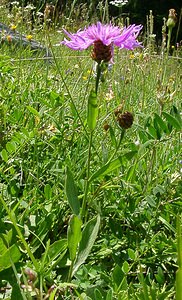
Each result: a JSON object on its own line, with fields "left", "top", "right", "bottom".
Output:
{"left": 167, "top": 9, "right": 177, "bottom": 29}
{"left": 103, "top": 123, "right": 110, "bottom": 131}
{"left": 24, "top": 268, "right": 37, "bottom": 282}
{"left": 117, "top": 111, "right": 134, "bottom": 129}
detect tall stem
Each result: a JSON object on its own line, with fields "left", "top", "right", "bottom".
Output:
{"left": 167, "top": 27, "right": 172, "bottom": 56}
{"left": 95, "top": 63, "right": 102, "bottom": 95}
{"left": 81, "top": 62, "right": 102, "bottom": 220}
{"left": 81, "top": 131, "right": 93, "bottom": 220}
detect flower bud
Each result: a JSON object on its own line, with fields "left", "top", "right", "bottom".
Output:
{"left": 24, "top": 268, "right": 37, "bottom": 282}
{"left": 167, "top": 9, "right": 177, "bottom": 29}
{"left": 103, "top": 123, "right": 110, "bottom": 131}
{"left": 117, "top": 111, "right": 134, "bottom": 129}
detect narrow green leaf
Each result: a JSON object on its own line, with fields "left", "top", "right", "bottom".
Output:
{"left": 89, "top": 156, "right": 122, "bottom": 183}
{"left": 65, "top": 166, "right": 80, "bottom": 215}
{"left": 89, "top": 151, "right": 137, "bottom": 183}
{"left": 26, "top": 105, "right": 40, "bottom": 117}
{"left": 147, "top": 125, "right": 157, "bottom": 139}
{"left": 109, "top": 126, "right": 117, "bottom": 148}
{"left": 73, "top": 215, "right": 100, "bottom": 275}
{"left": 87, "top": 90, "right": 98, "bottom": 131}
{"left": 44, "top": 239, "right": 67, "bottom": 264}
{"left": 159, "top": 216, "right": 176, "bottom": 233}
{"left": 162, "top": 112, "right": 181, "bottom": 130}
{"left": 154, "top": 113, "right": 169, "bottom": 134}
{"left": 67, "top": 215, "right": 82, "bottom": 261}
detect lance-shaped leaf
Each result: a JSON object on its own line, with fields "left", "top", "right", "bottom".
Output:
{"left": 89, "top": 151, "right": 137, "bottom": 183}
{"left": 73, "top": 215, "right": 100, "bottom": 275}
{"left": 162, "top": 112, "right": 181, "bottom": 131}
{"left": 87, "top": 90, "right": 98, "bottom": 131}
{"left": 65, "top": 166, "right": 80, "bottom": 215}
{"left": 68, "top": 215, "right": 82, "bottom": 261}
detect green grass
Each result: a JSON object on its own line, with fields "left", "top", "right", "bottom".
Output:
{"left": 0, "top": 13, "right": 182, "bottom": 300}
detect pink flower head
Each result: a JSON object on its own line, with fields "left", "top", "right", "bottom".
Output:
{"left": 61, "top": 22, "right": 143, "bottom": 63}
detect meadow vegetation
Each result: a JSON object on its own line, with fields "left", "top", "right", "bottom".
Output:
{"left": 0, "top": 1, "right": 182, "bottom": 299}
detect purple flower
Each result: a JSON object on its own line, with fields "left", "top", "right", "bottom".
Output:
{"left": 61, "top": 22, "right": 143, "bottom": 63}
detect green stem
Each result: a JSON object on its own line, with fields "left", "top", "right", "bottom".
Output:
{"left": 81, "top": 131, "right": 93, "bottom": 220}
{"left": 67, "top": 260, "right": 74, "bottom": 282}
{"left": 108, "top": 129, "right": 125, "bottom": 163}
{"left": 167, "top": 27, "right": 172, "bottom": 55}
{"left": 95, "top": 63, "right": 102, "bottom": 94}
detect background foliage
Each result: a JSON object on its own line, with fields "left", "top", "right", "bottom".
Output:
{"left": 0, "top": 1, "right": 182, "bottom": 299}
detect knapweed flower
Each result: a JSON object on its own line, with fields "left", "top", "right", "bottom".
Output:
{"left": 61, "top": 22, "right": 142, "bottom": 63}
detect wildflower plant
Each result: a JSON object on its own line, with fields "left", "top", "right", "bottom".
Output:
{"left": 59, "top": 21, "right": 143, "bottom": 281}
{"left": 62, "top": 21, "right": 142, "bottom": 217}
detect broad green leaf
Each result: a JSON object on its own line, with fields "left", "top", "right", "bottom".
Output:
{"left": 44, "top": 184, "right": 52, "bottom": 200}
{"left": 122, "top": 261, "right": 129, "bottom": 274}
{"left": 155, "top": 267, "right": 165, "bottom": 284}
{"left": 6, "top": 141, "right": 16, "bottom": 153}
{"left": 154, "top": 113, "right": 169, "bottom": 134}
{"left": 89, "top": 151, "right": 137, "bottom": 183}
{"left": 0, "top": 244, "right": 21, "bottom": 271}
{"left": 87, "top": 90, "right": 98, "bottom": 131}
{"left": 26, "top": 105, "right": 40, "bottom": 117}
{"left": 42, "top": 239, "right": 67, "bottom": 264}
{"left": 128, "top": 248, "right": 136, "bottom": 260}
{"left": 73, "top": 215, "right": 100, "bottom": 275}
{"left": 147, "top": 125, "right": 157, "bottom": 139}
{"left": 94, "top": 289, "right": 103, "bottom": 300}
{"left": 1, "top": 149, "right": 8, "bottom": 162}
{"left": 138, "top": 273, "right": 150, "bottom": 300}
{"left": 67, "top": 215, "right": 82, "bottom": 261}
{"left": 112, "top": 265, "right": 125, "bottom": 288}
{"left": 162, "top": 112, "right": 181, "bottom": 130}
{"left": 106, "top": 289, "right": 113, "bottom": 300}
{"left": 0, "top": 238, "right": 8, "bottom": 255}
{"left": 65, "top": 166, "right": 80, "bottom": 215}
